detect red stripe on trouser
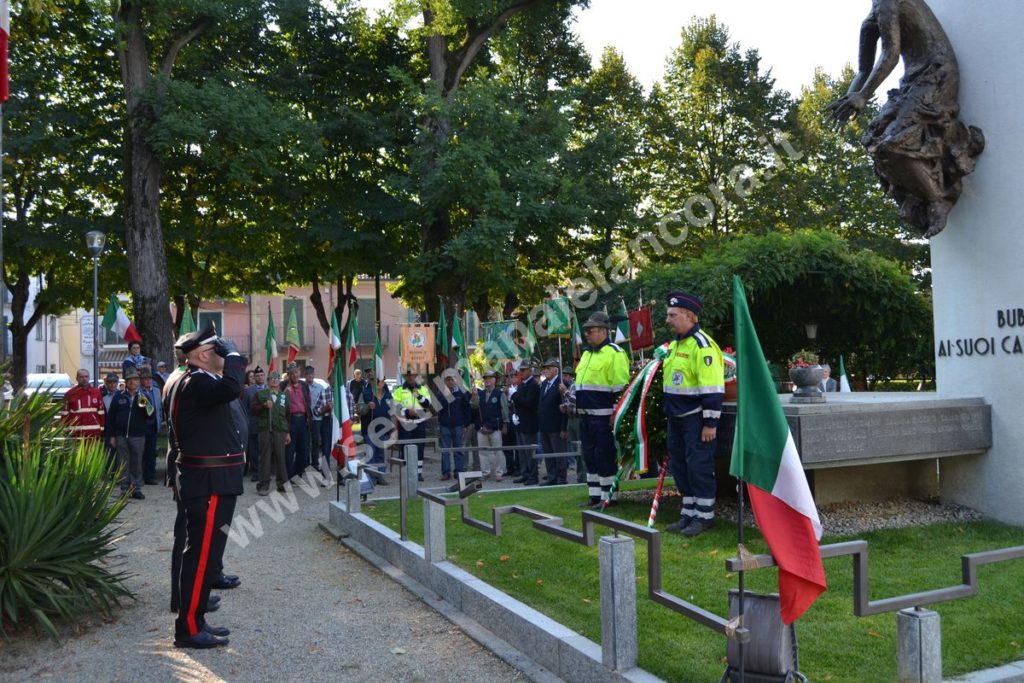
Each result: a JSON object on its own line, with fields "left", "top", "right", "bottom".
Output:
{"left": 186, "top": 494, "right": 219, "bottom": 636}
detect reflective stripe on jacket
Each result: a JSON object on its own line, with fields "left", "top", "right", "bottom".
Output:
{"left": 661, "top": 324, "right": 725, "bottom": 427}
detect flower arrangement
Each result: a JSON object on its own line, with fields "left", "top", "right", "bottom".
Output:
{"left": 787, "top": 350, "right": 820, "bottom": 369}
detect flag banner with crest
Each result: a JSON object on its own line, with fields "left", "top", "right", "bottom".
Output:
{"left": 399, "top": 323, "right": 436, "bottom": 374}
{"left": 628, "top": 305, "right": 654, "bottom": 351}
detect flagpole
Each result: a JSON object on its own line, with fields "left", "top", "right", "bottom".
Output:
{"left": 737, "top": 477, "right": 747, "bottom": 683}
{"left": 0, "top": 101, "right": 5, "bottom": 365}
{"left": 638, "top": 289, "right": 645, "bottom": 364}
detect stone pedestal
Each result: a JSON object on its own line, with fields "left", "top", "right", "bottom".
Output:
{"left": 599, "top": 536, "right": 637, "bottom": 671}
{"left": 929, "top": 0, "right": 1024, "bottom": 525}
{"left": 897, "top": 608, "right": 941, "bottom": 683}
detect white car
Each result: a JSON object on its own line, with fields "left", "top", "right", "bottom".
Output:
{"left": 23, "top": 373, "right": 74, "bottom": 403}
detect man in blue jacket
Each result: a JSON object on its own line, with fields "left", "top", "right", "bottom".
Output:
{"left": 105, "top": 366, "right": 150, "bottom": 499}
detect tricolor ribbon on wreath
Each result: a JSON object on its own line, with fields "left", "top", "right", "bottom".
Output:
{"left": 610, "top": 342, "right": 672, "bottom": 475}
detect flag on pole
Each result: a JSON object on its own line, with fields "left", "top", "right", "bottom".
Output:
{"left": 0, "top": 1, "right": 9, "bottom": 103}
{"left": 544, "top": 297, "right": 571, "bottom": 336}
{"left": 264, "top": 304, "right": 277, "bottom": 372}
{"left": 330, "top": 327, "right": 353, "bottom": 463}
{"left": 451, "top": 312, "right": 470, "bottom": 386}
{"left": 730, "top": 276, "right": 825, "bottom": 624}
{"left": 329, "top": 310, "right": 343, "bottom": 377}
{"left": 614, "top": 300, "right": 632, "bottom": 359}
{"left": 285, "top": 306, "right": 301, "bottom": 365}
{"left": 179, "top": 305, "right": 196, "bottom": 336}
{"left": 569, "top": 309, "right": 583, "bottom": 361}
{"left": 628, "top": 305, "right": 654, "bottom": 351}
{"left": 523, "top": 318, "right": 538, "bottom": 360}
{"left": 345, "top": 309, "right": 359, "bottom": 378}
{"left": 373, "top": 329, "right": 385, "bottom": 379}
{"left": 396, "top": 325, "right": 403, "bottom": 380}
{"left": 839, "top": 355, "right": 852, "bottom": 392}
{"left": 437, "top": 302, "right": 448, "bottom": 367}
{"left": 101, "top": 295, "right": 141, "bottom": 343}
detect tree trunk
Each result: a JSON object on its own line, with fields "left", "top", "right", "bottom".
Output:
{"left": 6, "top": 271, "right": 45, "bottom": 388}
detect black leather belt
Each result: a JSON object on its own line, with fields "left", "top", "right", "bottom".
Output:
{"left": 176, "top": 452, "right": 245, "bottom": 468}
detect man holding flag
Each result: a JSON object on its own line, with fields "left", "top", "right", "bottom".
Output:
{"left": 661, "top": 291, "right": 725, "bottom": 537}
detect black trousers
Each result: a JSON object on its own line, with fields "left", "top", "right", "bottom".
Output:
{"left": 517, "top": 430, "right": 539, "bottom": 483}
{"left": 174, "top": 493, "right": 237, "bottom": 638}
{"left": 540, "top": 431, "right": 567, "bottom": 483}
{"left": 171, "top": 497, "right": 227, "bottom": 611}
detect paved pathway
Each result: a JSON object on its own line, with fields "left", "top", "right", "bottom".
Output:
{"left": 0, "top": 454, "right": 526, "bottom": 683}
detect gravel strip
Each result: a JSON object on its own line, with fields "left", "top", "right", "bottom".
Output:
{"left": 621, "top": 487, "right": 984, "bottom": 536}
{"left": 0, "top": 454, "right": 526, "bottom": 683}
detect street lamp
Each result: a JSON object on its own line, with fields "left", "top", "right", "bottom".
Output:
{"left": 804, "top": 322, "right": 819, "bottom": 342}
{"left": 85, "top": 231, "right": 106, "bottom": 386}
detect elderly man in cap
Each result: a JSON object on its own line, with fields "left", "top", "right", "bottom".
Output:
{"left": 139, "top": 366, "right": 163, "bottom": 485}
{"left": 470, "top": 370, "right": 509, "bottom": 480}
{"left": 575, "top": 311, "right": 630, "bottom": 507}
{"left": 662, "top": 291, "right": 725, "bottom": 537}
{"left": 105, "top": 366, "right": 150, "bottom": 499}
{"left": 434, "top": 369, "right": 471, "bottom": 480}
{"left": 510, "top": 361, "right": 541, "bottom": 485}
{"left": 538, "top": 359, "right": 568, "bottom": 486}
{"left": 165, "top": 322, "right": 247, "bottom": 648}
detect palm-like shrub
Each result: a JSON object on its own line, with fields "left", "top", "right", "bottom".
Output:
{"left": 0, "top": 390, "right": 132, "bottom": 640}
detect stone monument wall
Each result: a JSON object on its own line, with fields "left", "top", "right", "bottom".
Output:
{"left": 929, "top": 0, "right": 1024, "bottom": 525}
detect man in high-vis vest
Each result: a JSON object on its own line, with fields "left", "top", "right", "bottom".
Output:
{"left": 574, "top": 311, "right": 630, "bottom": 507}
{"left": 661, "top": 291, "right": 725, "bottom": 537}
{"left": 392, "top": 368, "right": 432, "bottom": 481}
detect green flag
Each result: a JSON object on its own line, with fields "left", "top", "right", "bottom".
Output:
{"left": 451, "top": 312, "right": 470, "bottom": 386}
{"left": 569, "top": 308, "right": 582, "bottom": 361}
{"left": 523, "top": 318, "right": 538, "bottom": 360}
{"left": 179, "top": 305, "right": 196, "bottom": 336}
{"left": 285, "top": 306, "right": 301, "bottom": 364}
{"left": 482, "top": 320, "right": 519, "bottom": 363}
{"left": 437, "top": 301, "right": 449, "bottom": 367}
{"left": 374, "top": 330, "right": 385, "bottom": 379}
{"left": 544, "top": 297, "right": 571, "bottom": 336}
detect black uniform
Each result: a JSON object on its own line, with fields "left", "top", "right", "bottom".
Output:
{"left": 168, "top": 355, "right": 246, "bottom": 640}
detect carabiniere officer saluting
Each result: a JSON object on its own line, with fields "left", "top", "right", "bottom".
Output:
{"left": 167, "top": 322, "right": 247, "bottom": 649}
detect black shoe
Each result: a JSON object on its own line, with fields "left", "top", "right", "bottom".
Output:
{"left": 207, "top": 595, "right": 221, "bottom": 611}
{"left": 220, "top": 574, "right": 239, "bottom": 582}
{"left": 441, "top": 473, "right": 451, "bottom": 481}
{"left": 681, "top": 519, "right": 715, "bottom": 537}
{"left": 174, "top": 631, "right": 228, "bottom": 649}
{"left": 277, "top": 486, "right": 286, "bottom": 493}
{"left": 522, "top": 479, "right": 538, "bottom": 486}
{"left": 417, "top": 475, "right": 424, "bottom": 482}
{"left": 513, "top": 477, "right": 527, "bottom": 484}
{"left": 202, "top": 623, "right": 230, "bottom": 637}
{"left": 212, "top": 576, "right": 241, "bottom": 590}
{"left": 590, "top": 499, "right": 617, "bottom": 510}
{"left": 539, "top": 479, "right": 557, "bottom": 486}
{"left": 144, "top": 478, "right": 159, "bottom": 485}
{"left": 131, "top": 490, "right": 145, "bottom": 500}
{"left": 557, "top": 480, "right": 568, "bottom": 485}
{"left": 250, "top": 475, "right": 259, "bottom": 482}
{"left": 578, "top": 499, "right": 600, "bottom": 508}
{"left": 665, "top": 518, "right": 692, "bottom": 533}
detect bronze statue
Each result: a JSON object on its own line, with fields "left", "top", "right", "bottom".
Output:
{"left": 828, "top": 0, "right": 984, "bottom": 238}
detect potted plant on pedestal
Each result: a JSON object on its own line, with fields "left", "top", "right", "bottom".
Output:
{"left": 788, "top": 350, "right": 825, "bottom": 402}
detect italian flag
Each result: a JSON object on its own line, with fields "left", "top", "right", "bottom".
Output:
{"left": 285, "top": 306, "right": 300, "bottom": 365}
{"left": 102, "top": 295, "right": 141, "bottom": 343}
{"left": 344, "top": 308, "right": 359, "bottom": 378}
{"left": 264, "top": 304, "right": 277, "bottom": 372}
{"left": 328, "top": 309, "right": 343, "bottom": 376}
{"left": 373, "top": 330, "right": 385, "bottom": 380}
{"left": 839, "top": 355, "right": 852, "bottom": 392}
{"left": 330, "top": 310, "right": 354, "bottom": 461}
{"left": 730, "top": 276, "right": 826, "bottom": 624}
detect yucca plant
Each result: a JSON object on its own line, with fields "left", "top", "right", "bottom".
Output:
{"left": 0, "top": 388, "right": 133, "bottom": 641}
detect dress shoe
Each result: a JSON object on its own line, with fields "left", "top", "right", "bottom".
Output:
{"left": 131, "top": 490, "right": 145, "bottom": 500}
{"left": 202, "top": 623, "right": 231, "bottom": 637}
{"left": 174, "top": 631, "right": 228, "bottom": 649}
{"left": 212, "top": 576, "right": 241, "bottom": 590}
{"left": 539, "top": 479, "right": 557, "bottom": 486}
{"left": 494, "top": 475, "right": 503, "bottom": 482}
{"left": 681, "top": 519, "right": 715, "bottom": 538}
{"left": 441, "top": 473, "right": 451, "bottom": 481}
{"left": 578, "top": 499, "right": 600, "bottom": 508}
{"left": 521, "top": 480, "right": 538, "bottom": 486}
{"left": 257, "top": 485, "right": 269, "bottom": 496}
{"left": 144, "top": 478, "right": 159, "bottom": 485}
{"left": 250, "top": 475, "right": 259, "bottom": 482}
{"left": 277, "top": 486, "right": 286, "bottom": 493}
{"left": 417, "top": 475, "right": 424, "bottom": 482}
{"left": 220, "top": 573, "right": 239, "bottom": 582}
{"left": 557, "top": 480, "right": 568, "bottom": 485}
{"left": 513, "top": 476, "right": 527, "bottom": 484}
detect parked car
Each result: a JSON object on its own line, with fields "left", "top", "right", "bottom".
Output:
{"left": 23, "top": 373, "right": 74, "bottom": 403}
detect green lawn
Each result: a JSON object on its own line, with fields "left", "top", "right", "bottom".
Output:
{"left": 363, "top": 482, "right": 1024, "bottom": 682}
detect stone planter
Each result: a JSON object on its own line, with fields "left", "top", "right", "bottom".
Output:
{"left": 789, "top": 365, "right": 825, "bottom": 403}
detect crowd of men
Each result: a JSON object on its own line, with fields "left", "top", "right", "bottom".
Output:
{"left": 55, "top": 288, "right": 727, "bottom": 648}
